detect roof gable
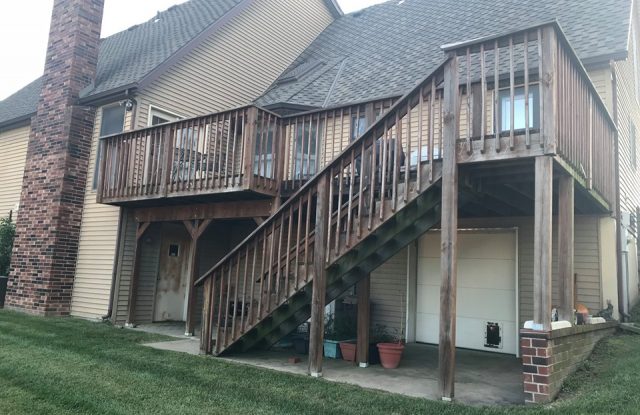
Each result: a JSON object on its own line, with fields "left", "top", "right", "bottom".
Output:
{"left": 258, "top": 0, "right": 632, "bottom": 108}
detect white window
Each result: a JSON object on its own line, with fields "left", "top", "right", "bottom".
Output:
{"left": 498, "top": 85, "right": 540, "bottom": 133}
{"left": 148, "top": 106, "right": 182, "bottom": 126}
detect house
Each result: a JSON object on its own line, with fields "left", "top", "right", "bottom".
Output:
{"left": 0, "top": 0, "right": 638, "bottom": 406}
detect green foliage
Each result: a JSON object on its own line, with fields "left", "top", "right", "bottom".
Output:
{"left": 0, "top": 216, "right": 15, "bottom": 276}
{"left": 324, "top": 314, "right": 356, "bottom": 341}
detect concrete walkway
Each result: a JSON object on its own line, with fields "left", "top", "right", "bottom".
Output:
{"left": 141, "top": 328, "right": 524, "bottom": 406}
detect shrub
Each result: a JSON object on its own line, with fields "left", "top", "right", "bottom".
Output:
{"left": 0, "top": 216, "right": 16, "bottom": 276}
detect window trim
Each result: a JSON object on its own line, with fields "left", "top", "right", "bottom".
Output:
{"left": 147, "top": 105, "right": 184, "bottom": 126}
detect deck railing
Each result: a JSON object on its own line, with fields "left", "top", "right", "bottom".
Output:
{"left": 196, "top": 59, "right": 449, "bottom": 354}
{"left": 443, "top": 21, "right": 616, "bottom": 204}
{"left": 96, "top": 106, "right": 280, "bottom": 204}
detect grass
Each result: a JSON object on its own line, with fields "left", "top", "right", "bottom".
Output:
{"left": 1, "top": 310, "right": 640, "bottom": 415}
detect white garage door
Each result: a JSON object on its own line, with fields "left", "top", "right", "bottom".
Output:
{"left": 416, "top": 230, "right": 518, "bottom": 355}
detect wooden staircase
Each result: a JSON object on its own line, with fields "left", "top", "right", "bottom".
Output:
{"left": 195, "top": 59, "right": 450, "bottom": 356}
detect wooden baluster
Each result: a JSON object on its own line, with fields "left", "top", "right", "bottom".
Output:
{"left": 335, "top": 158, "right": 344, "bottom": 256}
{"left": 96, "top": 138, "right": 107, "bottom": 203}
{"left": 285, "top": 205, "right": 293, "bottom": 296}
{"left": 231, "top": 255, "right": 241, "bottom": 340}
{"left": 295, "top": 199, "right": 302, "bottom": 288}
{"left": 480, "top": 43, "right": 487, "bottom": 154}
{"left": 215, "top": 273, "right": 225, "bottom": 354}
{"left": 248, "top": 240, "right": 258, "bottom": 327}
{"left": 494, "top": 39, "right": 501, "bottom": 152}
{"left": 392, "top": 112, "right": 401, "bottom": 212}
{"left": 357, "top": 139, "right": 365, "bottom": 239}
{"left": 291, "top": 120, "right": 300, "bottom": 189}
{"left": 368, "top": 131, "right": 377, "bottom": 230}
{"left": 466, "top": 47, "right": 472, "bottom": 154}
{"left": 417, "top": 88, "right": 424, "bottom": 190}
{"left": 346, "top": 150, "right": 355, "bottom": 248}
{"left": 275, "top": 217, "right": 284, "bottom": 304}
{"left": 230, "top": 111, "right": 240, "bottom": 188}
{"left": 524, "top": 32, "right": 531, "bottom": 148}
{"left": 509, "top": 36, "right": 515, "bottom": 150}
{"left": 405, "top": 101, "right": 411, "bottom": 202}
{"left": 222, "top": 263, "right": 233, "bottom": 348}
{"left": 266, "top": 222, "right": 276, "bottom": 313}
{"left": 224, "top": 111, "right": 235, "bottom": 189}
{"left": 240, "top": 245, "right": 250, "bottom": 333}
{"left": 304, "top": 192, "right": 312, "bottom": 280}
{"left": 257, "top": 234, "right": 267, "bottom": 318}
{"left": 327, "top": 168, "right": 335, "bottom": 263}
{"left": 429, "top": 78, "right": 436, "bottom": 181}
{"left": 379, "top": 122, "right": 389, "bottom": 220}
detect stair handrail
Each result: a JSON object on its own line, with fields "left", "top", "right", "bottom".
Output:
{"left": 194, "top": 57, "right": 451, "bottom": 288}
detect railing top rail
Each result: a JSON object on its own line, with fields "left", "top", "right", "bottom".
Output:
{"left": 279, "top": 94, "right": 401, "bottom": 121}
{"left": 98, "top": 104, "right": 280, "bottom": 141}
{"left": 195, "top": 57, "right": 451, "bottom": 287}
{"left": 442, "top": 20, "right": 616, "bottom": 131}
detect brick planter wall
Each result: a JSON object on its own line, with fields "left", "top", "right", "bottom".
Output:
{"left": 6, "top": 0, "right": 104, "bottom": 316}
{"left": 520, "top": 321, "right": 618, "bottom": 404}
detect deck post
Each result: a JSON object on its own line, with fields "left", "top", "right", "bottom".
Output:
{"left": 126, "top": 222, "right": 151, "bottom": 327}
{"left": 558, "top": 175, "right": 575, "bottom": 323}
{"left": 540, "top": 26, "right": 558, "bottom": 155}
{"left": 356, "top": 274, "right": 371, "bottom": 367}
{"left": 438, "top": 53, "right": 459, "bottom": 402}
{"left": 184, "top": 219, "right": 212, "bottom": 336}
{"left": 309, "top": 175, "right": 329, "bottom": 377}
{"left": 533, "top": 156, "right": 553, "bottom": 330}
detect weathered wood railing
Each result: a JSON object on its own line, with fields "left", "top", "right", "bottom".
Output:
{"left": 196, "top": 59, "right": 449, "bottom": 355}
{"left": 443, "top": 21, "right": 616, "bottom": 205}
{"left": 96, "top": 106, "right": 281, "bottom": 204}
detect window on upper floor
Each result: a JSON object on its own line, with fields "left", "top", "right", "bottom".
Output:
{"left": 631, "top": 121, "right": 637, "bottom": 170}
{"left": 92, "top": 104, "right": 126, "bottom": 190}
{"left": 497, "top": 84, "right": 540, "bottom": 134}
{"left": 148, "top": 106, "right": 182, "bottom": 126}
{"left": 632, "top": 22, "right": 640, "bottom": 102}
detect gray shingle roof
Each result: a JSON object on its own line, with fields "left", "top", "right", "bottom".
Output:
{"left": 0, "top": 0, "right": 244, "bottom": 127}
{"left": 257, "top": 0, "right": 632, "bottom": 108}
{"left": 0, "top": 78, "right": 41, "bottom": 127}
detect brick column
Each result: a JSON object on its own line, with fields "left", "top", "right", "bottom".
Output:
{"left": 521, "top": 331, "right": 552, "bottom": 403}
{"left": 6, "top": 0, "right": 104, "bottom": 316}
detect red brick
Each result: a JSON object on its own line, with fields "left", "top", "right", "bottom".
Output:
{"left": 5, "top": 0, "right": 104, "bottom": 316}
{"left": 524, "top": 382, "right": 538, "bottom": 393}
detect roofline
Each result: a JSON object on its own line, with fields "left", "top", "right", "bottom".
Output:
{"left": 324, "top": 0, "right": 343, "bottom": 17}
{"left": 0, "top": 113, "right": 32, "bottom": 133}
{"left": 136, "top": 0, "right": 256, "bottom": 91}
{"left": 78, "top": 83, "right": 138, "bottom": 106}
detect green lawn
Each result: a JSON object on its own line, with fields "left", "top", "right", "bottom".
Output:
{"left": 1, "top": 310, "right": 639, "bottom": 414}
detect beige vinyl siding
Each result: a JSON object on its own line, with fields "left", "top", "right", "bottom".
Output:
{"left": 135, "top": 0, "right": 335, "bottom": 126}
{"left": 370, "top": 248, "right": 408, "bottom": 334}
{"left": 0, "top": 126, "right": 29, "bottom": 218}
{"left": 70, "top": 107, "right": 133, "bottom": 319}
{"left": 587, "top": 68, "right": 613, "bottom": 112}
{"left": 372, "top": 216, "right": 604, "bottom": 334}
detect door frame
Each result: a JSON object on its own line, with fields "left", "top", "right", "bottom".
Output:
{"left": 408, "top": 227, "right": 520, "bottom": 357}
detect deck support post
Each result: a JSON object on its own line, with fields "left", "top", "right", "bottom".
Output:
{"left": 126, "top": 222, "right": 151, "bottom": 327}
{"left": 558, "top": 175, "right": 574, "bottom": 323}
{"left": 309, "top": 175, "right": 329, "bottom": 377}
{"left": 356, "top": 274, "right": 371, "bottom": 367}
{"left": 438, "top": 53, "right": 459, "bottom": 402}
{"left": 184, "top": 219, "right": 213, "bottom": 336}
{"left": 533, "top": 156, "right": 554, "bottom": 330}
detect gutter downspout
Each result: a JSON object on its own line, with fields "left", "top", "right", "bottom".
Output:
{"left": 611, "top": 61, "right": 630, "bottom": 321}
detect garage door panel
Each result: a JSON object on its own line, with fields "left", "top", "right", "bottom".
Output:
{"left": 416, "top": 231, "right": 517, "bottom": 355}
{"left": 457, "top": 259, "right": 516, "bottom": 289}
{"left": 457, "top": 286, "right": 515, "bottom": 320}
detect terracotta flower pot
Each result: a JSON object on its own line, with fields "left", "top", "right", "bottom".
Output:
{"left": 377, "top": 342, "right": 405, "bottom": 369}
{"left": 339, "top": 341, "right": 357, "bottom": 362}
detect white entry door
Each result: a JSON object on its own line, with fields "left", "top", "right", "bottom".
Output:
{"left": 416, "top": 230, "right": 518, "bottom": 355}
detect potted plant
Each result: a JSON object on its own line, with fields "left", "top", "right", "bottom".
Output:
{"left": 376, "top": 293, "right": 406, "bottom": 369}
{"left": 323, "top": 315, "right": 356, "bottom": 360}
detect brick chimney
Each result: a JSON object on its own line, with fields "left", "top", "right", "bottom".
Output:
{"left": 6, "top": 0, "right": 104, "bottom": 315}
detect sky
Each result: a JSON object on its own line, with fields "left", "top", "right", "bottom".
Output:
{"left": 0, "top": 0, "right": 387, "bottom": 100}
